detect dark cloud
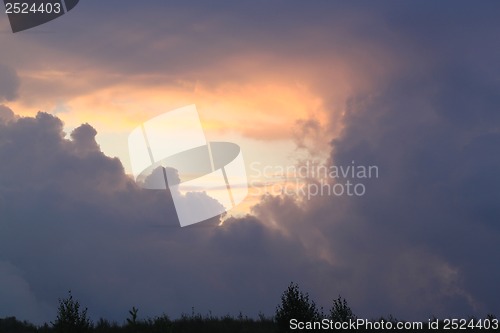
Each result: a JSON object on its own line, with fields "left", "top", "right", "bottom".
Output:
{"left": 0, "top": 111, "right": 330, "bottom": 324}
{"left": 70, "top": 123, "right": 100, "bottom": 155}
{"left": 333, "top": 68, "right": 500, "bottom": 317}
{"left": 0, "top": 1, "right": 407, "bottom": 91}
{"left": 250, "top": 2, "right": 500, "bottom": 321}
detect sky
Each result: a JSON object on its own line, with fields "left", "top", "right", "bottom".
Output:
{"left": 1, "top": 0, "right": 500, "bottom": 324}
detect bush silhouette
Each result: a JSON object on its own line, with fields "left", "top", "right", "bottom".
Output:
{"left": 0, "top": 316, "right": 37, "bottom": 332}
{"left": 52, "top": 290, "right": 92, "bottom": 333}
{"left": 125, "top": 306, "right": 139, "bottom": 327}
{"left": 2, "top": 285, "right": 497, "bottom": 333}
{"left": 329, "top": 295, "right": 356, "bottom": 323}
{"left": 275, "top": 282, "right": 321, "bottom": 332}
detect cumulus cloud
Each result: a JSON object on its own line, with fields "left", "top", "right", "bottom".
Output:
{"left": 0, "top": 110, "right": 330, "bottom": 324}
{"left": 320, "top": 68, "right": 500, "bottom": 318}
{"left": 249, "top": 1, "right": 500, "bottom": 320}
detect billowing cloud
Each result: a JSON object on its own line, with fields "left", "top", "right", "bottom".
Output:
{"left": 0, "top": 110, "right": 333, "bottom": 324}
{"left": 250, "top": 1, "right": 500, "bottom": 320}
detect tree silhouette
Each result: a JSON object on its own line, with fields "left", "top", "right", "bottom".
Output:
{"left": 52, "top": 290, "right": 92, "bottom": 333}
{"left": 275, "top": 282, "right": 321, "bottom": 332}
{"left": 329, "top": 295, "right": 356, "bottom": 323}
{"left": 1, "top": 286, "right": 496, "bottom": 333}
{"left": 126, "top": 307, "right": 139, "bottom": 326}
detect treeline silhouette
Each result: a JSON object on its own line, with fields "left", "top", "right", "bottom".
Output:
{"left": 0, "top": 283, "right": 497, "bottom": 332}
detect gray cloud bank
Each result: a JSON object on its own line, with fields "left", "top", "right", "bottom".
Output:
{"left": 0, "top": 111, "right": 329, "bottom": 324}
{"left": 252, "top": 0, "right": 500, "bottom": 321}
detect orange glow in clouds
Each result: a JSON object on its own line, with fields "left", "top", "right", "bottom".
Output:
{"left": 9, "top": 73, "right": 327, "bottom": 141}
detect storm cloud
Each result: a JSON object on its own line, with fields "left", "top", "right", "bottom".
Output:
{"left": 251, "top": 1, "right": 500, "bottom": 320}
{"left": 0, "top": 111, "right": 330, "bottom": 323}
